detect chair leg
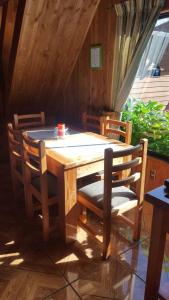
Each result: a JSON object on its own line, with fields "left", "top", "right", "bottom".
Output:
{"left": 133, "top": 205, "right": 143, "bottom": 241}
{"left": 11, "top": 172, "right": 20, "bottom": 203}
{"left": 25, "top": 191, "right": 34, "bottom": 220}
{"left": 103, "top": 216, "right": 111, "bottom": 260}
{"left": 42, "top": 201, "right": 50, "bottom": 242}
{"left": 80, "top": 206, "right": 87, "bottom": 224}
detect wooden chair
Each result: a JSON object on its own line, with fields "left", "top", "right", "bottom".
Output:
{"left": 82, "top": 112, "right": 104, "bottom": 134}
{"left": 77, "top": 139, "right": 148, "bottom": 259}
{"left": 7, "top": 123, "right": 25, "bottom": 202}
{"left": 101, "top": 117, "right": 132, "bottom": 144}
{"left": 22, "top": 132, "right": 59, "bottom": 241}
{"left": 13, "top": 112, "right": 45, "bottom": 129}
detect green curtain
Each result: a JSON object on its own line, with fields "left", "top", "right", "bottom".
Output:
{"left": 111, "top": 0, "right": 165, "bottom": 112}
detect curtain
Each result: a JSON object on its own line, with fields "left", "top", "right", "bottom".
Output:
{"left": 137, "top": 31, "right": 169, "bottom": 79}
{"left": 111, "top": 0, "right": 165, "bottom": 112}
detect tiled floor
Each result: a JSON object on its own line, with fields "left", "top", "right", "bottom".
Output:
{"left": 0, "top": 160, "right": 169, "bottom": 299}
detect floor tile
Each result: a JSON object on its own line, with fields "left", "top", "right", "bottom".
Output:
{"left": 71, "top": 257, "right": 145, "bottom": 300}
{"left": 0, "top": 212, "right": 62, "bottom": 274}
{"left": 0, "top": 239, "right": 62, "bottom": 275}
{"left": 2, "top": 159, "right": 169, "bottom": 300}
{"left": 45, "top": 285, "right": 81, "bottom": 299}
{"left": 45, "top": 221, "right": 135, "bottom": 284}
{"left": 44, "top": 233, "right": 102, "bottom": 283}
{"left": 119, "top": 238, "right": 169, "bottom": 290}
{"left": 0, "top": 266, "right": 68, "bottom": 300}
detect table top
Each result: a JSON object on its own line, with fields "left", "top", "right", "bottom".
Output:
{"left": 145, "top": 185, "right": 169, "bottom": 210}
{"left": 27, "top": 128, "right": 131, "bottom": 169}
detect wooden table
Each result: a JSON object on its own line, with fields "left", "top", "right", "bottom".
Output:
{"left": 27, "top": 129, "right": 131, "bottom": 243}
{"left": 144, "top": 185, "right": 169, "bottom": 300}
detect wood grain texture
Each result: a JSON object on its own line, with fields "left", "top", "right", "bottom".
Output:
{"left": 22, "top": 132, "right": 59, "bottom": 241}
{"left": 65, "top": 0, "right": 116, "bottom": 124}
{"left": 0, "top": 5, "right": 6, "bottom": 56}
{"left": 77, "top": 139, "right": 148, "bottom": 258}
{"left": 7, "top": 0, "right": 101, "bottom": 114}
{"left": 145, "top": 186, "right": 169, "bottom": 300}
{"left": 145, "top": 155, "right": 169, "bottom": 193}
{"left": 44, "top": 132, "right": 130, "bottom": 169}
{"left": 2, "top": 0, "right": 167, "bottom": 120}
{"left": 28, "top": 130, "right": 131, "bottom": 243}
{"left": 1, "top": 0, "right": 18, "bottom": 81}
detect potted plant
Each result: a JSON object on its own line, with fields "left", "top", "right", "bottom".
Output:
{"left": 122, "top": 98, "right": 169, "bottom": 161}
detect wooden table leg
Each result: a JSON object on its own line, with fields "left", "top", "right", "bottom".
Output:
{"left": 144, "top": 206, "right": 166, "bottom": 300}
{"left": 58, "top": 166, "right": 79, "bottom": 243}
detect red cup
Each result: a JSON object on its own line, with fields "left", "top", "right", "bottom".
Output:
{"left": 57, "top": 123, "right": 65, "bottom": 138}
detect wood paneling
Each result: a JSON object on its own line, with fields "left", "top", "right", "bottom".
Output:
{"left": 64, "top": 0, "right": 116, "bottom": 125}
{"left": 163, "top": 0, "right": 169, "bottom": 12}
{"left": 1, "top": 0, "right": 18, "bottom": 81}
{"left": 4, "top": 0, "right": 165, "bottom": 121}
{"left": 7, "top": 0, "right": 101, "bottom": 115}
{"left": 145, "top": 155, "right": 169, "bottom": 193}
{"left": 0, "top": 5, "right": 4, "bottom": 62}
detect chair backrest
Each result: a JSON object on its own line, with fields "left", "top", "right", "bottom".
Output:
{"left": 82, "top": 112, "right": 104, "bottom": 134}
{"left": 101, "top": 117, "right": 132, "bottom": 144}
{"left": 22, "top": 132, "right": 47, "bottom": 176}
{"left": 13, "top": 112, "right": 45, "bottom": 129}
{"left": 7, "top": 123, "right": 23, "bottom": 165}
{"left": 103, "top": 139, "right": 148, "bottom": 213}
{"left": 22, "top": 132, "right": 49, "bottom": 201}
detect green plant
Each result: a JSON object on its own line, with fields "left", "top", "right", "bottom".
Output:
{"left": 122, "top": 98, "right": 169, "bottom": 157}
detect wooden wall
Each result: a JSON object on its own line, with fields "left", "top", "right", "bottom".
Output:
{"left": 163, "top": 0, "right": 169, "bottom": 12}
{"left": 64, "top": 0, "right": 116, "bottom": 124}
{"left": 6, "top": 0, "right": 101, "bottom": 117}
{"left": 1, "top": 0, "right": 18, "bottom": 81}
{"left": 145, "top": 155, "right": 169, "bottom": 193}
{"left": 0, "top": 5, "right": 3, "bottom": 118}
{"left": 1, "top": 0, "right": 168, "bottom": 122}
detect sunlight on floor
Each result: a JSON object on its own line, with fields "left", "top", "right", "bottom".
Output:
{"left": 0, "top": 252, "right": 20, "bottom": 258}
{"left": 10, "top": 258, "right": 24, "bottom": 266}
{"left": 55, "top": 253, "right": 79, "bottom": 264}
{"left": 5, "top": 240, "right": 15, "bottom": 245}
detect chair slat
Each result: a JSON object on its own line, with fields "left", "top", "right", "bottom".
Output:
{"left": 112, "top": 144, "right": 142, "bottom": 158}
{"left": 18, "top": 113, "right": 44, "bottom": 120}
{"left": 106, "top": 119, "right": 128, "bottom": 127}
{"left": 111, "top": 172, "right": 141, "bottom": 187}
{"left": 25, "top": 161, "right": 40, "bottom": 174}
{"left": 112, "top": 157, "right": 142, "bottom": 173}
{"left": 105, "top": 128, "right": 126, "bottom": 138}
{"left": 17, "top": 121, "right": 43, "bottom": 128}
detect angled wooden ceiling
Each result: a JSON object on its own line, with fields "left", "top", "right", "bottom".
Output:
{"left": 1, "top": 0, "right": 168, "bottom": 117}
{"left": 3, "top": 0, "right": 101, "bottom": 114}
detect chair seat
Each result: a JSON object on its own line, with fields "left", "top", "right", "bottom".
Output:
{"left": 31, "top": 172, "right": 57, "bottom": 198}
{"left": 78, "top": 180, "right": 137, "bottom": 213}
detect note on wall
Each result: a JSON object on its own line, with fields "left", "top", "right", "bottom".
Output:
{"left": 90, "top": 45, "right": 102, "bottom": 69}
